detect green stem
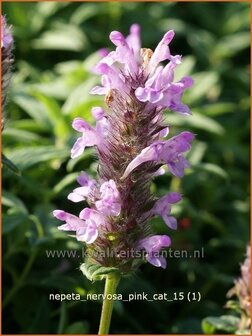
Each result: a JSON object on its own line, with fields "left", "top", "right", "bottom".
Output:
{"left": 3, "top": 251, "right": 37, "bottom": 308}
{"left": 98, "top": 272, "right": 120, "bottom": 335}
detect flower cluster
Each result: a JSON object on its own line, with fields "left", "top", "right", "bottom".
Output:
{"left": 54, "top": 24, "right": 194, "bottom": 273}
{"left": 1, "top": 15, "right": 13, "bottom": 119}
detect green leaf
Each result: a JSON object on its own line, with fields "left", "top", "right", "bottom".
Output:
{"left": 194, "top": 163, "right": 228, "bottom": 179}
{"left": 13, "top": 92, "right": 51, "bottom": 126}
{"left": 185, "top": 72, "right": 219, "bottom": 104}
{"left": 32, "top": 22, "right": 88, "bottom": 51}
{"left": 65, "top": 321, "right": 89, "bottom": 334}
{"left": 6, "top": 146, "right": 69, "bottom": 170}
{"left": 80, "top": 261, "right": 119, "bottom": 282}
{"left": 70, "top": 3, "right": 101, "bottom": 24}
{"left": 62, "top": 78, "right": 99, "bottom": 115}
{"left": 2, "top": 190, "right": 28, "bottom": 214}
{"left": 174, "top": 56, "right": 196, "bottom": 81}
{"left": 3, "top": 128, "right": 44, "bottom": 143}
{"left": 213, "top": 32, "right": 250, "bottom": 58}
{"left": 2, "top": 213, "right": 28, "bottom": 234}
{"left": 53, "top": 172, "right": 79, "bottom": 194}
{"left": 202, "top": 315, "right": 240, "bottom": 334}
{"left": 165, "top": 112, "right": 225, "bottom": 135}
{"left": 2, "top": 154, "right": 21, "bottom": 175}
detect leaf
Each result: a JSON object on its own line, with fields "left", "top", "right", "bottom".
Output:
{"left": 165, "top": 112, "right": 225, "bottom": 135}
{"left": 2, "top": 213, "right": 28, "bottom": 235}
{"left": 202, "top": 315, "right": 240, "bottom": 334}
{"left": 193, "top": 103, "right": 237, "bottom": 116}
{"left": 65, "top": 321, "right": 89, "bottom": 334}
{"left": 213, "top": 32, "right": 250, "bottom": 58}
{"left": 53, "top": 172, "right": 79, "bottom": 194}
{"left": 2, "top": 154, "right": 21, "bottom": 175}
{"left": 174, "top": 56, "right": 196, "bottom": 81}
{"left": 80, "top": 261, "right": 119, "bottom": 281}
{"left": 2, "top": 190, "right": 28, "bottom": 214}
{"left": 32, "top": 22, "right": 88, "bottom": 51}
{"left": 3, "top": 128, "right": 44, "bottom": 143}
{"left": 6, "top": 146, "right": 69, "bottom": 170}
{"left": 70, "top": 3, "right": 101, "bottom": 24}
{"left": 13, "top": 92, "right": 50, "bottom": 126}
{"left": 194, "top": 163, "right": 228, "bottom": 180}
{"left": 62, "top": 78, "right": 99, "bottom": 115}
{"left": 185, "top": 72, "right": 219, "bottom": 104}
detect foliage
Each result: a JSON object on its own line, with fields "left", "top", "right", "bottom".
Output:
{"left": 2, "top": 2, "right": 250, "bottom": 334}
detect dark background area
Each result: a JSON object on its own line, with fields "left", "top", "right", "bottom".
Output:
{"left": 2, "top": 2, "right": 250, "bottom": 334}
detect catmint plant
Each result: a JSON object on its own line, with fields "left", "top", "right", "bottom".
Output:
{"left": 54, "top": 24, "right": 194, "bottom": 334}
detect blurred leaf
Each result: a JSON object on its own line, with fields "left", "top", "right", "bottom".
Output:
{"left": 2, "top": 190, "right": 28, "bottom": 214}
{"left": 32, "top": 22, "right": 88, "bottom": 51}
{"left": 2, "top": 154, "right": 21, "bottom": 175}
{"left": 70, "top": 3, "right": 101, "bottom": 24}
{"left": 13, "top": 92, "right": 50, "bottom": 126}
{"left": 213, "top": 32, "right": 250, "bottom": 58}
{"left": 65, "top": 321, "right": 89, "bottom": 334}
{"left": 3, "top": 128, "right": 44, "bottom": 143}
{"left": 185, "top": 72, "right": 219, "bottom": 104}
{"left": 202, "top": 315, "right": 240, "bottom": 334}
{"left": 6, "top": 146, "right": 69, "bottom": 170}
{"left": 166, "top": 112, "right": 225, "bottom": 135}
{"left": 53, "top": 172, "right": 79, "bottom": 194}
{"left": 194, "top": 163, "right": 228, "bottom": 180}
{"left": 62, "top": 78, "right": 98, "bottom": 115}
{"left": 2, "top": 213, "right": 28, "bottom": 235}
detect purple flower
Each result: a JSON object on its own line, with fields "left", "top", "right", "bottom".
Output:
{"left": 91, "top": 107, "right": 105, "bottom": 120}
{"left": 53, "top": 209, "right": 102, "bottom": 244}
{"left": 68, "top": 172, "right": 96, "bottom": 203}
{"left": 152, "top": 192, "right": 182, "bottom": 230}
{"left": 71, "top": 118, "right": 100, "bottom": 159}
{"left": 53, "top": 210, "right": 85, "bottom": 231}
{"left": 137, "top": 235, "right": 171, "bottom": 268}
{"left": 95, "top": 180, "right": 121, "bottom": 216}
{"left": 122, "top": 131, "right": 194, "bottom": 179}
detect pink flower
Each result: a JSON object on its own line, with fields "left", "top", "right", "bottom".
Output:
{"left": 68, "top": 172, "right": 96, "bottom": 203}
{"left": 137, "top": 235, "right": 171, "bottom": 268}
{"left": 122, "top": 131, "right": 194, "bottom": 179}
{"left": 95, "top": 180, "right": 121, "bottom": 216}
{"left": 152, "top": 192, "right": 182, "bottom": 230}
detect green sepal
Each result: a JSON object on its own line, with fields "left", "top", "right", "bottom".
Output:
{"left": 80, "top": 261, "right": 119, "bottom": 282}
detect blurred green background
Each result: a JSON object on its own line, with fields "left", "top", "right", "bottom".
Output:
{"left": 2, "top": 2, "right": 250, "bottom": 334}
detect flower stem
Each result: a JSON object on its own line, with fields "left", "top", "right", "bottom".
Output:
{"left": 98, "top": 272, "right": 120, "bottom": 335}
